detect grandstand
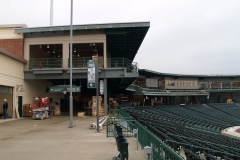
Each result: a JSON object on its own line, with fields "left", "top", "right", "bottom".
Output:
{"left": 107, "top": 69, "right": 240, "bottom": 160}
{"left": 119, "top": 103, "right": 240, "bottom": 160}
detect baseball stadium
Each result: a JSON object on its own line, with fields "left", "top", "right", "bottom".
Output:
{"left": 0, "top": 21, "right": 240, "bottom": 160}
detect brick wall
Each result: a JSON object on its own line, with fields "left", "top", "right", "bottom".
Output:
{"left": 0, "top": 39, "right": 24, "bottom": 58}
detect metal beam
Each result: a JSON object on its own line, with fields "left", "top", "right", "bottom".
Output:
{"left": 15, "top": 22, "right": 150, "bottom": 34}
{"left": 24, "top": 68, "right": 138, "bottom": 79}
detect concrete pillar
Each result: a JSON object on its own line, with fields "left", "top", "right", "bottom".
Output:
{"left": 104, "top": 78, "right": 108, "bottom": 115}
{"left": 104, "top": 42, "right": 107, "bottom": 68}
{"left": 62, "top": 42, "right": 69, "bottom": 69}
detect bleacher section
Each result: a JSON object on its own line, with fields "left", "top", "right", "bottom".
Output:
{"left": 122, "top": 103, "right": 240, "bottom": 160}
{"left": 184, "top": 104, "right": 240, "bottom": 126}
{"left": 209, "top": 103, "right": 240, "bottom": 120}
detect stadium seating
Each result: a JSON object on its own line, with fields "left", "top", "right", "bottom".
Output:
{"left": 122, "top": 104, "right": 240, "bottom": 160}
{"left": 113, "top": 122, "right": 129, "bottom": 160}
{"left": 184, "top": 104, "right": 240, "bottom": 126}
{"left": 209, "top": 103, "right": 240, "bottom": 120}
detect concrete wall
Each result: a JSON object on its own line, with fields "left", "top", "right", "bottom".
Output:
{"left": 0, "top": 28, "right": 24, "bottom": 39}
{"left": 0, "top": 53, "right": 24, "bottom": 117}
{"left": 0, "top": 53, "right": 24, "bottom": 79}
{"left": 0, "top": 51, "right": 64, "bottom": 118}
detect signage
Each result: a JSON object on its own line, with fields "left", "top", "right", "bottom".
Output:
{"left": 49, "top": 85, "right": 81, "bottom": 93}
{"left": 100, "top": 80, "right": 104, "bottom": 95}
{"left": 87, "top": 60, "right": 96, "bottom": 88}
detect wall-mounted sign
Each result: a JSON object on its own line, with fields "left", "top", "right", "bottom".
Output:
{"left": 49, "top": 85, "right": 81, "bottom": 93}
{"left": 87, "top": 60, "right": 96, "bottom": 88}
{"left": 100, "top": 80, "right": 104, "bottom": 95}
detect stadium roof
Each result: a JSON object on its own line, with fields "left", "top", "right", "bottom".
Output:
{"left": 14, "top": 22, "right": 150, "bottom": 61}
{"left": 140, "top": 69, "right": 240, "bottom": 78}
{"left": 0, "top": 24, "right": 27, "bottom": 28}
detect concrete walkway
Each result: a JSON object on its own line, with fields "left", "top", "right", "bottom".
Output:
{"left": 0, "top": 116, "right": 147, "bottom": 160}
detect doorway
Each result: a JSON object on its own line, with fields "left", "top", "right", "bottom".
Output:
{"left": 18, "top": 96, "right": 23, "bottom": 117}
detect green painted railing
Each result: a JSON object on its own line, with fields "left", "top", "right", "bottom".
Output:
{"left": 107, "top": 58, "right": 138, "bottom": 73}
{"left": 29, "top": 58, "right": 138, "bottom": 73}
{"left": 29, "top": 58, "right": 62, "bottom": 69}
{"left": 68, "top": 57, "right": 137, "bottom": 72}
{"left": 166, "top": 133, "right": 240, "bottom": 153}
{"left": 126, "top": 84, "right": 209, "bottom": 95}
{"left": 106, "top": 109, "right": 184, "bottom": 160}
{"left": 68, "top": 57, "right": 92, "bottom": 68}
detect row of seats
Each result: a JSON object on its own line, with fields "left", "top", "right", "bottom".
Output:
{"left": 122, "top": 104, "right": 240, "bottom": 160}
{"left": 134, "top": 106, "right": 229, "bottom": 132}
{"left": 184, "top": 104, "right": 240, "bottom": 126}
{"left": 209, "top": 103, "right": 240, "bottom": 120}
{"left": 113, "top": 123, "right": 129, "bottom": 160}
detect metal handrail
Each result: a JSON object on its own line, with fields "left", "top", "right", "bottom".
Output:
{"left": 29, "top": 58, "right": 138, "bottom": 73}
{"left": 29, "top": 58, "right": 62, "bottom": 69}
{"left": 126, "top": 84, "right": 209, "bottom": 95}
{"left": 107, "top": 109, "right": 184, "bottom": 160}
{"left": 107, "top": 58, "right": 138, "bottom": 73}
{"left": 166, "top": 133, "right": 240, "bottom": 152}
{"left": 68, "top": 57, "right": 92, "bottom": 68}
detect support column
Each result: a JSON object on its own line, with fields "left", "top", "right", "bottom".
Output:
{"left": 62, "top": 42, "right": 69, "bottom": 69}
{"left": 103, "top": 42, "right": 107, "bottom": 68}
{"left": 104, "top": 78, "right": 108, "bottom": 115}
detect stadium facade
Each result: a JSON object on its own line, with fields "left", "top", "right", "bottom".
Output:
{"left": 1, "top": 22, "right": 240, "bottom": 118}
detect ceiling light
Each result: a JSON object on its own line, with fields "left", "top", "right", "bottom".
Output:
{"left": 77, "top": 53, "right": 80, "bottom": 57}
{"left": 47, "top": 45, "right": 50, "bottom": 48}
{"left": 53, "top": 49, "right": 55, "bottom": 53}
{"left": 89, "top": 43, "right": 95, "bottom": 47}
{"left": 74, "top": 48, "right": 76, "bottom": 52}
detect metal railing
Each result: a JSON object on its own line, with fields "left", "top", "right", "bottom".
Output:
{"left": 107, "top": 58, "right": 138, "bottom": 73}
{"left": 126, "top": 84, "right": 209, "bottom": 95}
{"left": 141, "top": 88, "right": 208, "bottom": 94}
{"left": 68, "top": 57, "right": 92, "bottom": 68}
{"left": 106, "top": 109, "right": 184, "bottom": 160}
{"left": 28, "top": 58, "right": 138, "bottom": 73}
{"left": 29, "top": 58, "right": 62, "bottom": 69}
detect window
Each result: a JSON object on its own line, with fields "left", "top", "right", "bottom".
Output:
{"left": 146, "top": 79, "right": 158, "bottom": 87}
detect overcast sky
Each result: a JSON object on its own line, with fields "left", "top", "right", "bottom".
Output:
{"left": 1, "top": 0, "right": 240, "bottom": 74}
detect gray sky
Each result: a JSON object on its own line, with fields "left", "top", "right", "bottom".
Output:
{"left": 1, "top": 0, "right": 240, "bottom": 74}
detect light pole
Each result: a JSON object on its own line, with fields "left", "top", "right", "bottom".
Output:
{"left": 69, "top": 0, "right": 74, "bottom": 128}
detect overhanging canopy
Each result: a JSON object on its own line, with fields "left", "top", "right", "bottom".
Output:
{"left": 15, "top": 22, "right": 150, "bottom": 61}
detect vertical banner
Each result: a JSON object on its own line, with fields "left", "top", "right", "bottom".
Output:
{"left": 87, "top": 60, "right": 96, "bottom": 88}
{"left": 100, "top": 80, "right": 104, "bottom": 95}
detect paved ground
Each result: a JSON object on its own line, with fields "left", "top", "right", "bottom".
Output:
{"left": 0, "top": 116, "right": 147, "bottom": 160}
